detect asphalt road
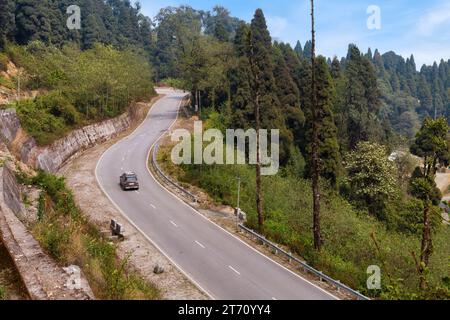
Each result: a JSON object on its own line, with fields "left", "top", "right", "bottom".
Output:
{"left": 96, "top": 88, "right": 337, "bottom": 300}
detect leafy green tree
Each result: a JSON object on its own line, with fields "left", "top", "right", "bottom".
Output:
{"left": 153, "top": 6, "right": 202, "bottom": 80}
{"left": 344, "top": 141, "right": 397, "bottom": 218}
{"left": 410, "top": 117, "right": 449, "bottom": 289}
{"left": 203, "top": 6, "right": 241, "bottom": 42}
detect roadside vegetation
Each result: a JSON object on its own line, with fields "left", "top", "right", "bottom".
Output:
{"left": 159, "top": 138, "right": 450, "bottom": 299}
{"left": 153, "top": 5, "right": 449, "bottom": 300}
{"left": 16, "top": 171, "right": 159, "bottom": 300}
{"left": 4, "top": 42, "right": 156, "bottom": 145}
{"left": 1, "top": 0, "right": 449, "bottom": 300}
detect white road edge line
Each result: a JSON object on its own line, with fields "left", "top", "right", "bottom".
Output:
{"left": 195, "top": 241, "right": 205, "bottom": 249}
{"left": 95, "top": 92, "right": 216, "bottom": 300}
{"left": 98, "top": 91, "right": 338, "bottom": 301}
{"left": 144, "top": 95, "right": 340, "bottom": 301}
{"left": 228, "top": 265, "right": 241, "bottom": 276}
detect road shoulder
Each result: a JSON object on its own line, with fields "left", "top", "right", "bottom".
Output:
{"left": 58, "top": 96, "right": 208, "bottom": 300}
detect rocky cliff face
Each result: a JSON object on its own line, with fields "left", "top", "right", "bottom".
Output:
{"left": 0, "top": 102, "right": 150, "bottom": 172}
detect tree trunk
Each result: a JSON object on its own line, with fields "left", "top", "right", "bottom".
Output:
{"left": 310, "top": 0, "right": 321, "bottom": 251}
{"left": 255, "top": 94, "right": 264, "bottom": 232}
{"left": 419, "top": 200, "right": 432, "bottom": 290}
{"left": 247, "top": 36, "right": 264, "bottom": 233}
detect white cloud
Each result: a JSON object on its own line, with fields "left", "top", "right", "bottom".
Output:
{"left": 417, "top": 2, "right": 450, "bottom": 36}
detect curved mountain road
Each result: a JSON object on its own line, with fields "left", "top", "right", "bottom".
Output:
{"left": 96, "top": 88, "right": 337, "bottom": 300}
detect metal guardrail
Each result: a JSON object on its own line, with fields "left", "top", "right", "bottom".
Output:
{"left": 152, "top": 143, "right": 198, "bottom": 203}
{"left": 238, "top": 224, "right": 370, "bottom": 300}
{"left": 151, "top": 141, "right": 368, "bottom": 300}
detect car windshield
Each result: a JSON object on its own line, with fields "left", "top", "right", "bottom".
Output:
{"left": 126, "top": 176, "right": 137, "bottom": 182}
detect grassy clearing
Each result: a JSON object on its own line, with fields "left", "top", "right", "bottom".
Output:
{"left": 18, "top": 171, "right": 159, "bottom": 300}
{"left": 158, "top": 145, "right": 450, "bottom": 299}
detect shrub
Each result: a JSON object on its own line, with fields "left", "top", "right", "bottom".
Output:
{"left": 15, "top": 98, "right": 67, "bottom": 145}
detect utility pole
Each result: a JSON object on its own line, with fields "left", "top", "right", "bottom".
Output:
{"left": 311, "top": 0, "right": 322, "bottom": 252}
{"left": 236, "top": 176, "right": 241, "bottom": 231}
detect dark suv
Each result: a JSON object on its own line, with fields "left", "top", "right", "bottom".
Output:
{"left": 120, "top": 172, "right": 140, "bottom": 191}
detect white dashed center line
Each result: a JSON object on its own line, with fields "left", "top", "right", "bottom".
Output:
{"left": 228, "top": 265, "right": 241, "bottom": 276}
{"left": 135, "top": 190, "right": 140, "bottom": 195}
{"left": 150, "top": 204, "right": 156, "bottom": 209}
{"left": 195, "top": 241, "right": 205, "bottom": 249}
{"left": 170, "top": 220, "right": 178, "bottom": 228}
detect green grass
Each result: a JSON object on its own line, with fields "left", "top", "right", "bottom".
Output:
{"left": 30, "top": 171, "right": 159, "bottom": 300}
{"left": 158, "top": 145, "right": 450, "bottom": 299}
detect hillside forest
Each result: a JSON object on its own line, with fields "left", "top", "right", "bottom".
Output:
{"left": 0, "top": 1, "right": 449, "bottom": 299}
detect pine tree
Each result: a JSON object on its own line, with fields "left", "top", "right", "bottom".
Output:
{"left": 366, "top": 47, "right": 373, "bottom": 60}
{"left": 417, "top": 75, "right": 434, "bottom": 117}
{"left": 273, "top": 44, "right": 303, "bottom": 162}
{"left": 343, "top": 44, "right": 383, "bottom": 149}
{"left": 303, "top": 40, "right": 312, "bottom": 60}
{"left": 310, "top": 0, "right": 321, "bottom": 251}
{"left": 245, "top": 9, "right": 287, "bottom": 232}
{"left": 373, "top": 49, "right": 385, "bottom": 77}
{"left": 330, "top": 57, "right": 341, "bottom": 80}
{"left": 294, "top": 40, "right": 303, "bottom": 58}
{"left": 306, "top": 57, "right": 341, "bottom": 185}
{"left": 0, "top": 0, "right": 15, "bottom": 50}
{"left": 15, "top": 0, "right": 52, "bottom": 45}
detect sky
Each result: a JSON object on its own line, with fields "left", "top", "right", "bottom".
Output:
{"left": 140, "top": 0, "right": 450, "bottom": 68}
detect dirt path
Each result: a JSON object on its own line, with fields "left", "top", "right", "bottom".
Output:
{"left": 59, "top": 97, "right": 207, "bottom": 300}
